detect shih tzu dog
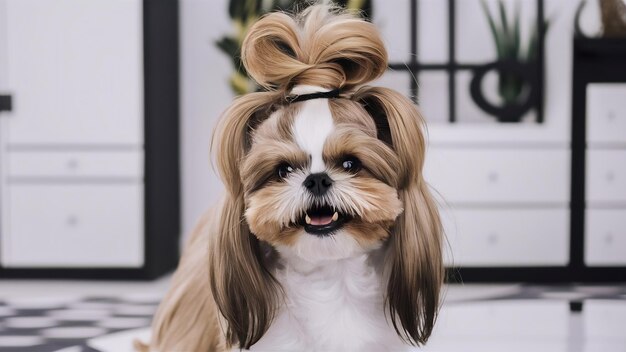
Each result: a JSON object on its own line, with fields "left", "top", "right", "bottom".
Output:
{"left": 142, "top": 3, "right": 443, "bottom": 352}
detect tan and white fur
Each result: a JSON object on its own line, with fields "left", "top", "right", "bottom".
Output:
{"left": 139, "top": 3, "right": 444, "bottom": 352}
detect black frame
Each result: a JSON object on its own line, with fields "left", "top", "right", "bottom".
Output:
{"left": 568, "top": 37, "right": 626, "bottom": 283}
{"left": 0, "top": 0, "right": 180, "bottom": 280}
{"left": 387, "top": 0, "right": 545, "bottom": 123}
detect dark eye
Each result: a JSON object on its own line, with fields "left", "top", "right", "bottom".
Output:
{"left": 277, "top": 164, "right": 294, "bottom": 179}
{"left": 341, "top": 157, "right": 361, "bottom": 172}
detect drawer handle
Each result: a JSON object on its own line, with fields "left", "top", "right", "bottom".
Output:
{"left": 488, "top": 172, "right": 499, "bottom": 184}
{"left": 605, "top": 232, "right": 613, "bottom": 245}
{"left": 607, "top": 110, "right": 616, "bottom": 121}
{"left": 487, "top": 233, "right": 499, "bottom": 245}
{"left": 605, "top": 171, "right": 615, "bottom": 183}
{"left": 66, "top": 159, "right": 79, "bottom": 171}
{"left": 66, "top": 215, "right": 79, "bottom": 227}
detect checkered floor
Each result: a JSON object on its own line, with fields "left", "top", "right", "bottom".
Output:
{"left": 0, "top": 296, "right": 157, "bottom": 352}
{"left": 0, "top": 283, "right": 624, "bottom": 352}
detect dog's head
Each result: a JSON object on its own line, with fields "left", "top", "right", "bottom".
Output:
{"left": 210, "top": 4, "right": 443, "bottom": 349}
{"left": 241, "top": 83, "right": 404, "bottom": 262}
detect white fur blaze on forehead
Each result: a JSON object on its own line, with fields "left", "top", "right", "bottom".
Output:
{"left": 292, "top": 93, "right": 334, "bottom": 174}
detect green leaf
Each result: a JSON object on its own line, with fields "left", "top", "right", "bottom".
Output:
{"left": 498, "top": 0, "right": 511, "bottom": 54}
{"left": 481, "top": 0, "right": 504, "bottom": 58}
{"left": 215, "top": 36, "right": 239, "bottom": 57}
{"left": 230, "top": 72, "right": 252, "bottom": 95}
{"left": 272, "top": 0, "right": 303, "bottom": 12}
{"left": 228, "top": 0, "right": 245, "bottom": 21}
{"left": 215, "top": 36, "right": 245, "bottom": 73}
{"left": 229, "top": 0, "right": 262, "bottom": 23}
{"left": 244, "top": 0, "right": 261, "bottom": 22}
{"left": 527, "top": 19, "right": 550, "bottom": 61}
{"left": 512, "top": 1, "right": 521, "bottom": 59}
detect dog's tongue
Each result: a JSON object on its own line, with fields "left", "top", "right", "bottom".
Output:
{"left": 310, "top": 215, "right": 333, "bottom": 226}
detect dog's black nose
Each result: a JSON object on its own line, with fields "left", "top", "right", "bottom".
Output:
{"left": 303, "top": 173, "right": 333, "bottom": 196}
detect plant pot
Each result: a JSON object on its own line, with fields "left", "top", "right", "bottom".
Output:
{"left": 469, "top": 60, "right": 540, "bottom": 123}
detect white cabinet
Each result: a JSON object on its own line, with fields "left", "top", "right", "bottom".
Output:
{"left": 425, "top": 144, "right": 571, "bottom": 268}
{"left": 4, "top": 184, "right": 143, "bottom": 267}
{"left": 584, "top": 83, "right": 626, "bottom": 268}
{"left": 586, "top": 149, "right": 626, "bottom": 204}
{"left": 443, "top": 208, "right": 569, "bottom": 266}
{"left": 0, "top": 0, "right": 179, "bottom": 277}
{"left": 7, "top": 150, "right": 143, "bottom": 179}
{"left": 585, "top": 210, "right": 626, "bottom": 266}
{"left": 0, "top": 0, "right": 143, "bottom": 268}
{"left": 426, "top": 149, "right": 570, "bottom": 204}
{"left": 586, "top": 84, "right": 626, "bottom": 145}
{"left": 3, "top": 0, "right": 143, "bottom": 145}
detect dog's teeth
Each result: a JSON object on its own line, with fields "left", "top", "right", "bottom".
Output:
{"left": 305, "top": 214, "right": 311, "bottom": 224}
{"left": 332, "top": 212, "right": 338, "bottom": 221}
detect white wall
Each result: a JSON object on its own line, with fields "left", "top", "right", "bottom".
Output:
{"left": 180, "top": 0, "right": 231, "bottom": 237}
{"left": 177, "top": 0, "right": 601, "bottom": 239}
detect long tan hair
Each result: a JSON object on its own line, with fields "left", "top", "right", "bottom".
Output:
{"left": 209, "top": 2, "right": 443, "bottom": 349}
{"left": 352, "top": 87, "right": 444, "bottom": 344}
{"left": 209, "top": 91, "right": 283, "bottom": 349}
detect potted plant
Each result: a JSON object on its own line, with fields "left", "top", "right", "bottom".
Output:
{"left": 469, "top": 0, "right": 548, "bottom": 123}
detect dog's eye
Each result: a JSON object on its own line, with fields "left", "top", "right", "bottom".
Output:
{"left": 341, "top": 157, "right": 361, "bottom": 173}
{"left": 277, "top": 164, "right": 294, "bottom": 179}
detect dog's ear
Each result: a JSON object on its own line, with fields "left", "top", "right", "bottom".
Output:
{"left": 209, "top": 92, "right": 281, "bottom": 349}
{"left": 209, "top": 196, "right": 280, "bottom": 349}
{"left": 353, "top": 87, "right": 424, "bottom": 188}
{"left": 354, "top": 87, "right": 444, "bottom": 345}
{"left": 212, "top": 91, "right": 278, "bottom": 195}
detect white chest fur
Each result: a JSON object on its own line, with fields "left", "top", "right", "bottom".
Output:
{"left": 248, "top": 253, "right": 415, "bottom": 352}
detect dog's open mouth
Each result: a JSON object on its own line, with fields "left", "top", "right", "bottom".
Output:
{"left": 298, "top": 204, "right": 349, "bottom": 236}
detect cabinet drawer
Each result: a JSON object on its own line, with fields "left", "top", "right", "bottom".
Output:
{"left": 425, "top": 148, "right": 570, "bottom": 203}
{"left": 587, "top": 84, "right": 626, "bottom": 144}
{"left": 442, "top": 208, "right": 569, "bottom": 267}
{"left": 1, "top": 184, "right": 144, "bottom": 267}
{"left": 586, "top": 150, "right": 626, "bottom": 204}
{"left": 585, "top": 209, "right": 626, "bottom": 266}
{"left": 8, "top": 150, "right": 143, "bottom": 179}
{"left": 4, "top": 0, "right": 143, "bottom": 145}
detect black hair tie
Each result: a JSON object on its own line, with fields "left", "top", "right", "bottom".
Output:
{"left": 285, "top": 89, "right": 341, "bottom": 103}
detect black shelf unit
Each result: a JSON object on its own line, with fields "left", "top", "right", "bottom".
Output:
{"left": 448, "top": 37, "right": 626, "bottom": 284}
{"left": 0, "top": 0, "right": 180, "bottom": 280}
{"left": 569, "top": 37, "right": 626, "bottom": 283}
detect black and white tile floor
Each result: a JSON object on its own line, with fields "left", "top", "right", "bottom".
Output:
{"left": 0, "top": 295, "right": 157, "bottom": 352}
{"left": 0, "top": 280, "right": 624, "bottom": 352}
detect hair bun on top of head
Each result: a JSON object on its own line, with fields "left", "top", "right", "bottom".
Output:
{"left": 241, "top": 3, "right": 388, "bottom": 92}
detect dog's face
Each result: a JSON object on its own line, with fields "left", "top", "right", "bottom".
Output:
{"left": 241, "top": 87, "right": 404, "bottom": 262}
